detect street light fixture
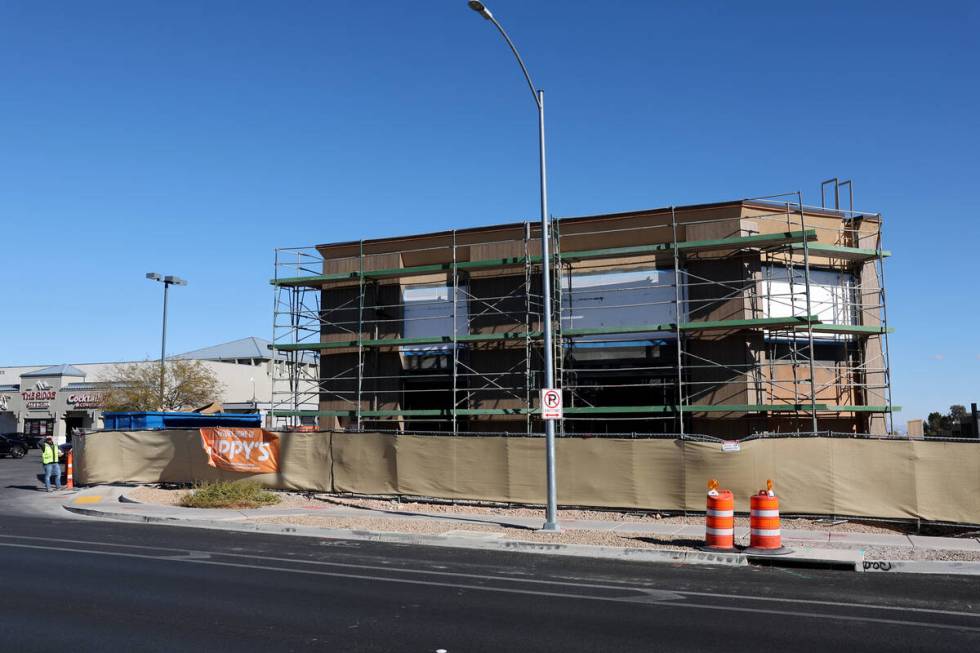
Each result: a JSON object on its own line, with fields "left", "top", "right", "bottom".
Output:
{"left": 467, "top": 1, "right": 560, "bottom": 532}
{"left": 467, "top": 1, "right": 492, "bottom": 20}
{"left": 146, "top": 272, "right": 188, "bottom": 410}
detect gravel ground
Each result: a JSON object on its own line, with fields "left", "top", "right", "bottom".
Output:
{"left": 125, "top": 486, "right": 980, "bottom": 559}
{"left": 314, "top": 495, "right": 911, "bottom": 534}
{"left": 255, "top": 513, "right": 980, "bottom": 560}
{"left": 128, "top": 487, "right": 190, "bottom": 506}
{"left": 255, "top": 514, "right": 695, "bottom": 550}
{"left": 127, "top": 486, "right": 321, "bottom": 510}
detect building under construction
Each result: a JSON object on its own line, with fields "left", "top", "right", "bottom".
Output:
{"left": 271, "top": 190, "right": 895, "bottom": 438}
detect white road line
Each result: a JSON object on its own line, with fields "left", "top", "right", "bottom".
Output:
{"left": 0, "top": 541, "right": 668, "bottom": 604}
{"left": 0, "top": 540, "right": 978, "bottom": 633}
{"left": 2, "top": 533, "right": 978, "bottom": 621}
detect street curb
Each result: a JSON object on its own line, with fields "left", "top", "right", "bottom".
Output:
{"left": 861, "top": 559, "right": 980, "bottom": 576}
{"left": 64, "top": 502, "right": 748, "bottom": 568}
{"left": 61, "top": 492, "right": 980, "bottom": 576}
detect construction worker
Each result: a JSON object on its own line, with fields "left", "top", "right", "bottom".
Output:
{"left": 40, "top": 436, "right": 63, "bottom": 492}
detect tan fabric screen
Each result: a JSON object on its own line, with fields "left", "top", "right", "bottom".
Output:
{"left": 74, "top": 431, "right": 980, "bottom": 524}
{"left": 73, "top": 430, "right": 332, "bottom": 492}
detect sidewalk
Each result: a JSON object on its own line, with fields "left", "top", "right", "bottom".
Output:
{"left": 62, "top": 486, "right": 980, "bottom": 576}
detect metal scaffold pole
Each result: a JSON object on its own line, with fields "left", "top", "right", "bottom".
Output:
{"left": 783, "top": 202, "right": 803, "bottom": 416}
{"left": 355, "top": 240, "right": 365, "bottom": 431}
{"left": 291, "top": 287, "right": 300, "bottom": 424}
{"left": 524, "top": 221, "right": 533, "bottom": 435}
{"left": 670, "top": 207, "right": 685, "bottom": 437}
{"left": 451, "top": 230, "right": 458, "bottom": 435}
{"left": 798, "top": 192, "right": 820, "bottom": 433}
{"left": 552, "top": 214, "right": 565, "bottom": 437}
{"left": 874, "top": 213, "right": 895, "bottom": 434}
{"left": 270, "top": 249, "right": 280, "bottom": 428}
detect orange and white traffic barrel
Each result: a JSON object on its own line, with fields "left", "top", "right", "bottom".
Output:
{"left": 746, "top": 480, "right": 790, "bottom": 555}
{"left": 703, "top": 479, "right": 737, "bottom": 552}
{"left": 66, "top": 451, "right": 74, "bottom": 489}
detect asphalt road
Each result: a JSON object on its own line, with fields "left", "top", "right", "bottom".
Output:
{"left": 0, "top": 450, "right": 978, "bottom": 652}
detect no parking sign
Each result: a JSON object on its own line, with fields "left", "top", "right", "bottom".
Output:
{"left": 540, "top": 388, "right": 563, "bottom": 420}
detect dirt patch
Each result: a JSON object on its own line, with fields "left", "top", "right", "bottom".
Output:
{"left": 125, "top": 486, "right": 980, "bottom": 558}
{"left": 314, "top": 495, "right": 914, "bottom": 535}
{"left": 254, "top": 514, "right": 695, "bottom": 551}
{"left": 127, "top": 486, "right": 190, "bottom": 506}
{"left": 127, "top": 486, "right": 321, "bottom": 510}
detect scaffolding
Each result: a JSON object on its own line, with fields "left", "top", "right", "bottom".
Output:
{"left": 270, "top": 192, "right": 896, "bottom": 437}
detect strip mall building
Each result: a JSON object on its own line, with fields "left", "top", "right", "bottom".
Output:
{"left": 0, "top": 337, "right": 315, "bottom": 443}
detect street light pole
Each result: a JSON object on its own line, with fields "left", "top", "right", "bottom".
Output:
{"left": 468, "top": 1, "right": 559, "bottom": 531}
{"left": 161, "top": 280, "right": 169, "bottom": 406}
{"left": 146, "top": 273, "right": 187, "bottom": 411}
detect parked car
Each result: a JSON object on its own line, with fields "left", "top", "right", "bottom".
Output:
{"left": 0, "top": 434, "right": 29, "bottom": 459}
{"left": 1, "top": 431, "right": 40, "bottom": 449}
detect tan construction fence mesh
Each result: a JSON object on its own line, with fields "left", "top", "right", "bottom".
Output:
{"left": 73, "top": 431, "right": 980, "bottom": 524}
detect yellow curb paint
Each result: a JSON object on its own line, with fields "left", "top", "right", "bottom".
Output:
{"left": 73, "top": 496, "right": 103, "bottom": 504}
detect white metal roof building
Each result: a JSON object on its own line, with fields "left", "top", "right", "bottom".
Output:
{"left": 0, "top": 337, "right": 316, "bottom": 442}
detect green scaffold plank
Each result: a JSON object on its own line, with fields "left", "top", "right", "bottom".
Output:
{"left": 272, "top": 317, "right": 833, "bottom": 352}
{"left": 680, "top": 315, "right": 820, "bottom": 331}
{"left": 806, "top": 324, "right": 895, "bottom": 335}
{"left": 564, "top": 316, "right": 821, "bottom": 338}
{"left": 456, "top": 256, "right": 542, "bottom": 270}
{"left": 681, "top": 404, "right": 829, "bottom": 413}
{"left": 269, "top": 410, "right": 327, "bottom": 417}
{"left": 271, "top": 230, "right": 819, "bottom": 286}
{"left": 271, "top": 342, "right": 345, "bottom": 352}
{"left": 363, "top": 409, "right": 445, "bottom": 417}
{"left": 269, "top": 257, "right": 541, "bottom": 287}
{"left": 273, "top": 341, "right": 354, "bottom": 351}
{"left": 361, "top": 408, "right": 535, "bottom": 417}
{"left": 457, "top": 408, "right": 534, "bottom": 415}
{"left": 278, "top": 407, "right": 674, "bottom": 417}
{"left": 823, "top": 405, "right": 901, "bottom": 413}
{"left": 271, "top": 272, "right": 353, "bottom": 287}
{"left": 365, "top": 256, "right": 548, "bottom": 279}
{"left": 272, "top": 404, "right": 899, "bottom": 419}
{"left": 788, "top": 243, "right": 891, "bottom": 261}
{"left": 271, "top": 331, "right": 542, "bottom": 351}
{"left": 563, "top": 324, "right": 674, "bottom": 337}
{"left": 563, "top": 405, "right": 675, "bottom": 414}
{"left": 457, "top": 331, "right": 543, "bottom": 343}
{"left": 558, "top": 229, "right": 817, "bottom": 262}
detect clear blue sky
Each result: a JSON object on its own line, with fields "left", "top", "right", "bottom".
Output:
{"left": 1, "top": 1, "right": 977, "bottom": 421}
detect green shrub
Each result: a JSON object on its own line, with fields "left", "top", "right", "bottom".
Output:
{"left": 179, "top": 480, "right": 280, "bottom": 509}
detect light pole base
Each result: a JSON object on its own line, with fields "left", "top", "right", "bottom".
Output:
{"left": 538, "top": 521, "right": 561, "bottom": 533}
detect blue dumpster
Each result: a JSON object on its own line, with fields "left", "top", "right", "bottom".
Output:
{"left": 101, "top": 412, "right": 261, "bottom": 431}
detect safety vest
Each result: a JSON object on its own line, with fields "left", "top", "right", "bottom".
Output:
{"left": 41, "top": 443, "right": 60, "bottom": 465}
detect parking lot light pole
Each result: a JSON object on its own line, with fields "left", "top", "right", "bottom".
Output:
{"left": 467, "top": 0, "right": 559, "bottom": 532}
{"left": 145, "top": 273, "right": 187, "bottom": 411}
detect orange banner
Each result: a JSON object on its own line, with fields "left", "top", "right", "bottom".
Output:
{"left": 199, "top": 428, "right": 280, "bottom": 473}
